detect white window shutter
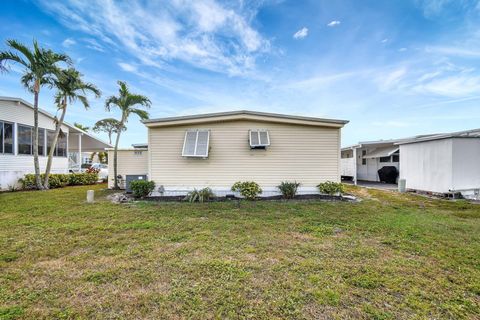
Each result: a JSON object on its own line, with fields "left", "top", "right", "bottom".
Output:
{"left": 183, "top": 131, "right": 197, "bottom": 156}
{"left": 259, "top": 131, "right": 269, "bottom": 145}
{"left": 195, "top": 131, "right": 209, "bottom": 157}
{"left": 250, "top": 130, "right": 259, "bottom": 146}
{"left": 182, "top": 130, "right": 210, "bottom": 157}
{"left": 249, "top": 129, "right": 270, "bottom": 148}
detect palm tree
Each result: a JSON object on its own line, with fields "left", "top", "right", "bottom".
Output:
{"left": 74, "top": 122, "right": 90, "bottom": 132}
{"left": 44, "top": 68, "right": 100, "bottom": 188}
{"left": 93, "top": 118, "right": 125, "bottom": 144}
{"left": 0, "top": 39, "right": 71, "bottom": 189}
{"left": 106, "top": 81, "right": 151, "bottom": 189}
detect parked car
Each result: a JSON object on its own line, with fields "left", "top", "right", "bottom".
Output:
{"left": 81, "top": 163, "right": 108, "bottom": 180}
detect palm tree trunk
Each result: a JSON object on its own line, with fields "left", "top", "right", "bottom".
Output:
{"left": 43, "top": 99, "right": 67, "bottom": 189}
{"left": 113, "top": 122, "right": 123, "bottom": 190}
{"left": 33, "top": 81, "right": 43, "bottom": 190}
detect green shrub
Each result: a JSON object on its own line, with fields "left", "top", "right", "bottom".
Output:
{"left": 184, "top": 187, "right": 215, "bottom": 203}
{"left": 277, "top": 181, "right": 301, "bottom": 199}
{"left": 231, "top": 181, "right": 262, "bottom": 200}
{"left": 130, "top": 180, "right": 155, "bottom": 199}
{"left": 20, "top": 173, "right": 98, "bottom": 190}
{"left": 69, "top": 173, "right": 99, "bottom": 185}
{"left": 20, "top": 174, "right": 69, "bottom": 189}
{"left": 317, "top": 181, "right": 344, "bottom": 195}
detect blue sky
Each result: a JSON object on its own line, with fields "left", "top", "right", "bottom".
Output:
{"left": 1, "top": 0, "right": 480, "bottom": 147}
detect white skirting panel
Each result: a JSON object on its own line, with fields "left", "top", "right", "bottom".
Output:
{"left": 149, "top": 186, "right": 320, "bottom": 197}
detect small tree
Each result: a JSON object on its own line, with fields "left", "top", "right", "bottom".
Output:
{"left": 93, "top": 118, "right": 125, "bottom": 144}
{"left": 0, "top": 39, "right": 71, "bottom": 189}
{"left": 106, "top": 81, "right": 151, "bottom": 189}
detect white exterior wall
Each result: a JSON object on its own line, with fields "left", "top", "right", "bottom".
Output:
{"left": 451, "top": 138, "right": 480, "bottom": 193}
{"left": 0, "top": 100, "right": 69, "bottom": 189}
{"left": 399, "top": 139, "right": 453, "bottom": 193}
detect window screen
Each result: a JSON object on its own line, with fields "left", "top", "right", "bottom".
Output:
{"left": 361, "top": 150, "right": 367, "bottom": 165}
{"left": 18, "top": 125, "right": 32, "bottom": 155}
{"left": 182, "top": 130, "right": 210, "bottom": 157}
{"left": 392, "top": 154, "right": 399, "bottom": 162}
{"left": 0, "top": 121, "right": 3, "bottom": 153}
{"left": 57, "top": 132, "right": 67, "bottom": 157}
{"left": 249, "top": 130, "right": 270, "bottom": 148}
{"left": 47, "top": 130, "right": 56, "bottom": 156}
{"left": 379, "top": 156, "right": 391, "bottom": 163}
{"left": 3, "top": 122, "right": 13, "bottom": 154}
{"left": 38, "top": 128, "right": 45, "bottom": 156}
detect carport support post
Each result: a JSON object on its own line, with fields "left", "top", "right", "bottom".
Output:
{"left": 353, "top": 147, "right": 358, "bottom": 185}
{"left": 78, "top": 133, "right": 82, "bottom": 170}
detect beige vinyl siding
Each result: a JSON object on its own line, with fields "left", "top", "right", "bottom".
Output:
{"left": 148, "top": 120, "right": 341, "bottom": 190}
{"left": 107, "top": 149, "right": 149, "bottom": 188}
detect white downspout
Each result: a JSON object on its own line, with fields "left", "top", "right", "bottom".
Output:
{"left": 78, "top": 133, "right": 82, "bottom": 170}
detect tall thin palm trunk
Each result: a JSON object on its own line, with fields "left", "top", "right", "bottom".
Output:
{"left": 43, "top": 99, "right": 67, "bottom": 189}
{"left": 33, "top": 80, "right": 42, "bottom": 190}
{"left": 113, "top": 120, "right": 124, "bottom": 190}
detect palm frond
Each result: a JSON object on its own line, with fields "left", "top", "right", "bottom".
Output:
{"left": 130, "top": 108, "right": 150, "bottom": 120}
{"left": 6, "top": 39, "right": 35, "bottom": 64}
{"left": 105, "top": 96, "right": 120, "bottom": 111}
{"left": 0, "top": 51, "right": 28, "bottom": 72}
{"left": 77, "top": 95, "right": 90, "bottom": 109}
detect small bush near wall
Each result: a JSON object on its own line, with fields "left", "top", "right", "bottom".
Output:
{"left": 277, "top": 181, "right": 301, "bottom": 199}
{"left": 231, "top": 181, "right": 262, "bottom": 200}
{"left": 130, "top": 180, "right": 156, "bottom": 199}
{"left": 317, "top": 181, "right": 344, "bottom": 195}
{"left": 69, "top": 173, "right": 99, "bottom": 186}
{"left": 185, "top": 187, "right": 215, "bottom": 203}
{"left": 20, "top": 173, "right": 99, "bottom": 190}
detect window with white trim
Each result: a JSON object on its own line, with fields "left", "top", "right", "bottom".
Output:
{"left": 249, "top": 129, "right": 270, "bottom": 148}
{"left": 182, "top": 130, "right": 210, "bottom": 157}
{"left": 0, "top": 120, "right": 14, "bottom": 154}
{"left": 18, "top": 125, "right": 33, "bottom": 155}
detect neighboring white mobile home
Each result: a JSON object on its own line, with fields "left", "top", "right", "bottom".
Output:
{"left": 0, "top": 97, "right": 111, "bottom": 189}
{"left": 112, "top": 110, "right": 348, "bottom": 196}
{"left": 398, "top": 129, "right": 480, "bottom": 198}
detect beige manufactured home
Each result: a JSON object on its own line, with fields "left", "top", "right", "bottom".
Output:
{"left": 110, "top": 110, "right": 348, "bottom": 196}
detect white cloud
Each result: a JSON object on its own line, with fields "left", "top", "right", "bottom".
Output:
{"left": 62, "top": 38, "right": 76, "bottom": 47}
{"left": 414, "top": 75, "right": 480, "bottom": 97}
{"left": 376, "top": 67, "right": 407, "bottom": 90}
{"left": 83, "top": 38, "right": 105, "bottom": 52}
{"left": 381, "top": 38, "right": 389, "bottom": 43}
{"left": 327, "top": 20, "right": 341, "bottom": 27}
{"left": 425, "top": 45, "right": 480, "bottom": 57}
{"left": 293, "top": 27, "right": 308, "bottom": 39}
{"left": 398, "top": 47, "right": 407, "bottom": 52}
{"left": 118, "top": 62, "right": 137, "bottom": 73}
{"left": 37, "top": 0, "right": 269, "bottom": 76}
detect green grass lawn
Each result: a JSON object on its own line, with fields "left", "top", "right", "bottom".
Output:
{"left": 0, "top": 184, "right": 479, "bottom": 319}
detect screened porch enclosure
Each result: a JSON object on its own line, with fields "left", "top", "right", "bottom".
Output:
{"left": 68, "top": 131, "right": 111, "bottom": 172}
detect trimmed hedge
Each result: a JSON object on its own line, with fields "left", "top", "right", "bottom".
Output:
{"left": 130, "top": 180, "right": 155, "bottom": 199}
{"left": 20, "top": 173, "right": 99, "bottom": 190}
